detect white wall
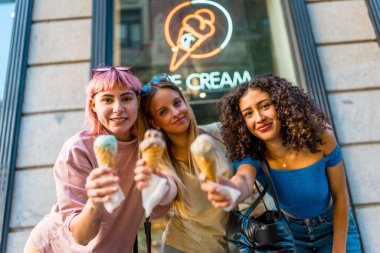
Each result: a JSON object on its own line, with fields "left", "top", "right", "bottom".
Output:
{"left": 308, "top": 0, "right": 380, "bottom": 252}
{"left": 7, "top": 0, "right": 92, "bottom": 252}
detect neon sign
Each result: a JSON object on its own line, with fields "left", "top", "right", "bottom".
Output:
{"left": 169, "top": 70, "right": 252, "bottom": 91}
{"left": 165, "top": 1, "right": 233, "bottom": 72}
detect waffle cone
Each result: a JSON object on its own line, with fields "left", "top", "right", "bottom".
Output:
{"left": 193, "top": 155, "right": 216, "bottom": 182}
{"left": 94, "top": 146, "right": 116, "bottom": 173}
{"left": 142, "top": 145, "right": 165, "bottom": 173}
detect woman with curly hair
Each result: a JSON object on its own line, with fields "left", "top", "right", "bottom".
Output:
{"left": 201, "top": 74, "right": 361, "bottom": 252}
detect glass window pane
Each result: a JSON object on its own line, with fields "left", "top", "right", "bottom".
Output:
{"left": 114, "top": 1, "right": 297, "bottom": 250}
{"left": 0, "top": 1, "right": 15, "bottom": 110}
{"left": 114, "top": 0, "right": 296, "bottom": 124}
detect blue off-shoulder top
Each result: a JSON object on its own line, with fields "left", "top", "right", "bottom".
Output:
{"left": 233, "top": 145, "right": 342, "bottom": 218}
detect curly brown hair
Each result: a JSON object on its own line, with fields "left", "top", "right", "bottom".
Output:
{"left": 220, "top": 74, "right": 328, "bottom": 161}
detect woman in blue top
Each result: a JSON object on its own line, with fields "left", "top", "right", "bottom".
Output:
{"left": 201, "top": 74, "right": 361, "bottom": 252}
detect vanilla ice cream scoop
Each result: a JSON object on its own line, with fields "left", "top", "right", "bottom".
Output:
{"left": 139, "top": 129, "right": 166, "bottom": 172}
{"left": 190, "top": 134, "right": 216, "bottom": 182}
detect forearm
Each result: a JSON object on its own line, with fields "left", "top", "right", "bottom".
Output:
{"left": 158, "top": 174, "right": 178, "bottom": 205}
{"left": 230, "top": 174, "right": 252, "bottom": 203}
{"left": 332, "top": 197, "right": 349, "bottom": 253}
{"left": 69, "top": 200, "right": 103, "bottom": 245}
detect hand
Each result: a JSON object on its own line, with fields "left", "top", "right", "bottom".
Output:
{"left": 134, "top": 159, "right": 165, "bottom": 190}
{"left": 199, "top": 173, "right": 236, "bottom": 208}
{"left": 85, "top": 167, "right": 119, "bottom": 206}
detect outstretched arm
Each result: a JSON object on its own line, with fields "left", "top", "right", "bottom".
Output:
{"left": 200, "top": 164, "right": 256, "bottom": 208}
{"left": 69, "top": 167, "right": 119, "bottom": 245}
{"left": 134, "top": 159, "right": 177, "bottom": 205}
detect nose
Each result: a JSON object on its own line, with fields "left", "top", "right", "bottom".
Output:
{"left": 254, "top": 110, "right": 266, "bottom": 123}
{"left": 172, "top": 107, "right": 181, "bottom": 118}
{"left": 113, "top": 99, "right": 124, "bottom": 114}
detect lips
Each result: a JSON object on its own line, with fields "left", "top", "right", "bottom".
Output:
{"left": 173, "top": 116, "right": 186, "bottom": 125}
{"left": 257, "top": 123, "right": 271, "bottom": 132}
{"left": 111, "top": 117, "right": 128, "bottom": 123}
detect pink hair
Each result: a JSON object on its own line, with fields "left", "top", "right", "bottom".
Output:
{"left": 85, "top": 66, "right": 142, "bottom": 136}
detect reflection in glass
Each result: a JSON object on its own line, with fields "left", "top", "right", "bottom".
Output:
{"left": 0, "top": 1, "right": 15, "bottom": 110}
{"left": 114, "top": 0, "right": 295, "bottom": 124}
{"left": 114, "top": 1, "right": 297, "bottom": 250}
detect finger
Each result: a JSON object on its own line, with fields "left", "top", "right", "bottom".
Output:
{"left": 212, "top": 200, "right": 231, "bottom": 208}
{"left": 133, "top": 173, "right": 152, "bottom": 184}
{"left": 136, "top": 159, "right": 146, "bottom": 166}
{"left": 86, "top": 175, "right": 119, "bottom": 190}
{"left": 216, "top": 176, "right": 234, "bottom": 187}
{"left": 155, "top": 168, "right": 163, "bottom": 176}
{"left": 136, "top": 181, "right": 150, "bottom": 191}
{"left": 88, "top": 167, "right": 112, "bottom": 180}
{"left": 199, "top": 172, "right": 207, "bottom": 183}
{"left": 90, "top": 195, "right": 113, "bottom": 204}
{"left": 87, "top": 185, "right": 118, "bottom": 199}
{"left": 207, "top": 191, "right": 231, "bottom": 202}
{"left": 200, "top": 181, "right": 216, "bottom": 193}
{"left": 134, "top": 166, "right": 153, "bottom": 176}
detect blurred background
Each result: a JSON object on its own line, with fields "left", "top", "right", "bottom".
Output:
{"left": 1, "top": 0, "right": 380, "bottom": 252}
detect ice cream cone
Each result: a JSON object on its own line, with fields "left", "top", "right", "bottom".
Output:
{"left": 142, "top": 145, "right": 165, "bottom": 171}
{"left": 190, "top": 134, "right": 217, "bottom": 182}
{"left": 193, "top": 154, "right": 216, "bottom": 182}
{"left": 94, "top": 135, "right": 117, "bottom": 174}
{"left": 140, "top": 129, "right": 166, "bottom": 173}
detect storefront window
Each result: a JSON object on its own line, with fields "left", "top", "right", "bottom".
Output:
{"left": 114, "top": 0, "right": 296, "bottom": 124}
{"left": 0, "top": 1, "right": 15, "bottom": 111}
{"left": 114, "top": 1, "right": 297, "bottom": 250}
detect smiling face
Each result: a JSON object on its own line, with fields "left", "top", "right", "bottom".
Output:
{"left": 91, "top": 87, "right": 139, "bottom": 141}
{"left": 239, "top": 88, "right": 282, "bottom": 143}
{"left": 148, "top": 87, "right": 191, "bottom": 136}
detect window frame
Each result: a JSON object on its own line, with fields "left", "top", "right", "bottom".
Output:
{"left": 92, "top": 0, "right": 333, "bottom": 116}
{"left": 365, "top": 0, "right": 380, "bottom": 44}
{"left": 0, "top": 0, "right": 33, "bottom": 250}
{"left": 91, "top": 0, "right": 364, "bottom": 250}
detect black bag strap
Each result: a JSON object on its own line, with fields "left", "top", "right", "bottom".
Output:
{"left": 144, "top": 217, "right": 151, "bottom": 253}
{"left": 133, "top": 235, "right": 138, "bottom": 253}
{"left": 259, "top": 159, "right": 282, "bottom": 211}
{"left": 243, "top": 182, "right": 268, "bottom": 216}
{"left": 243, "top": 159, "right": 282, "bottom": 216}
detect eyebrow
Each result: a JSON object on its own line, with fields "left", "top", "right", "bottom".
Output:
{"left": 153, "top": 97, "right": 182, "bottom": 114}
{"left": 100, "top": 91, "right": 136, "bottom": 97}
{"left": 240, "top": 98, "right": 272, "bottom": 112}
{"left": 257, "top": 98, "right": 272, "bottom": 106}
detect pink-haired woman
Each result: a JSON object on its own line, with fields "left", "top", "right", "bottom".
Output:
{"left": 24, "top": 66, "right": 172, "bottom": 253}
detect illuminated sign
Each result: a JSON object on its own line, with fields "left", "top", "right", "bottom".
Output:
{"left": 165, "top": 1, "right": 233, "bottom": 72}
{"left": 169, "top": 70, "right": 251, "bottom": 91}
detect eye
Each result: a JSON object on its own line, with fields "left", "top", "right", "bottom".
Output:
{"left": 174, "top": 98, "right": 182, "bottom": 107}
{"left": 259, "top": 102, "right": 272, "bottom": 110}
{"left": 242, "top": 111, "right": 252, "bottom": 118}
{"left": 122, "top": 95, "right": 135, "bottom": 102}
{"left": 158, "top": 108, "right": 168, "bottom": 116}
{"left": 102, "top": 97, "right": 113, "bottom": 103}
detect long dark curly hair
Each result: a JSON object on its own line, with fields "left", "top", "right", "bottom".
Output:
{"left": 220, "top": 74, "right": 328, "bottom": 161}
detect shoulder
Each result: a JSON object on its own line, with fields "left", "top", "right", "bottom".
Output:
{"left": 198, "top": 122, "right": 222, "bottom": 140}
{"left": 233, "top": 157, "right": 260, "bottom": 170}
{"left": 57, "top": 130, "right": 95, "bottom": 165}
{"left": 321, "top": 127, "right": 338, "bottom": 156}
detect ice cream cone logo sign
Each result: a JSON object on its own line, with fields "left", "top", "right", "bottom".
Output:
{"left": 165, "top": 1, "right": 233, "bottom": 72}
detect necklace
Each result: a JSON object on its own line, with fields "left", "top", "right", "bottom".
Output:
{"left": 271, "top": 150, "right": 292, "bottom": 168}
{"left": 281, "top": 151, "right": 291, "bottom": 168}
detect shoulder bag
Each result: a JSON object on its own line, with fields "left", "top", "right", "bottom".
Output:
{"left": 226, "top": 159, "right": 295, "bottom": 252}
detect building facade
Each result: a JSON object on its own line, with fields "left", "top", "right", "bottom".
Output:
{"left": 0, "top": 0, "right": 379, "bottom": 252}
